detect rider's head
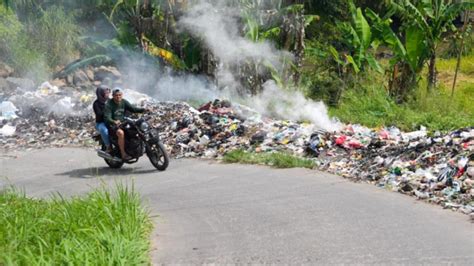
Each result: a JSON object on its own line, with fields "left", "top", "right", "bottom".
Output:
{"left": 96, "top": 85, "right": 110, "bottom": 104}
{"left": 112, "top": 87, "right": 123, "bottom": 104}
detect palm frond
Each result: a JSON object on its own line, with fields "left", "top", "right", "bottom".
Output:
{"left": 53, "top": 55, "right": 112, "bottom": 79}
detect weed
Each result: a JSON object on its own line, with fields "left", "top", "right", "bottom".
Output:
{"left": 0, "top": 184, "right": 152, "bottom": 265}
{"left": 223, "top": 149, "right": 315, "bottom": 169}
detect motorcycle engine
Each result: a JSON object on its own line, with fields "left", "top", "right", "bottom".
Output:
{"left": 125, "top": 138, "right": 143, "bottom": 158}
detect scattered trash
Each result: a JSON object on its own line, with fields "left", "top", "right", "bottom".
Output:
{"left": 0, "top": 124, "right": 16, "bottom": 136}
{"left": 0, "top": 101, "right": 18, "bottom": 120}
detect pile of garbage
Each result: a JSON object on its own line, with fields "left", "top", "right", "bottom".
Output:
{"left": 318, "top": 125, "right": 474, "bottom": 215}
{"left": 0, "top": 73, "right": 473, "bottom": 216}
{"left": 145, "top": 100, "right": 474, "bottom": 215}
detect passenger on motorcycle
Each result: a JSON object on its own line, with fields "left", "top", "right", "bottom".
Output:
{"left": 104, "top": 87, "right": 148, "bottom": 161}
{"left": 93, "top": 85, "right": 111, "bottom": 153}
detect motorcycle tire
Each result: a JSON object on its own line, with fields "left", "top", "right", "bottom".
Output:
{"left": 102, "top": 144, "right": 124, "bottom": 169}
{"left": 147, "top": 142, "right": 169, "bottom": 171}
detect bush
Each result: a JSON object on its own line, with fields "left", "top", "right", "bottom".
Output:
{"left": 0, "top": 5, "right": 22, "bottom": 60}
{"left": 0, "top": 184, "right": 152, "bottom": 265}
{"left": 0, "top": 5, "right": 46, "bottom": 79}
{"left": 301, "top": 40, "right": 346, "bottom": 105}
{"left": 329, "top": 79, "right": 474, "bottom": 131}
{"left": 30, "top": 5, "right": 82, "bottom": 67}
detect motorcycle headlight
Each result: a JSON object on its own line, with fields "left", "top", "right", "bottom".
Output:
{"left": 140, "top": 122, "right": 150, "bottom": 132}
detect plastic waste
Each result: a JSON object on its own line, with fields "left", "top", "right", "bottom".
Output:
{"left": 50, "top": 97, "right": 74, "bottom": 116}
{"left": 0, "top": 124, "right": 16, "bottom": 136}
{"left": 0, "top": 101, "right": 18, "bottom": 120}
{"left": 335, "top": 135, "right": 347, "bottom": 145}
{"left": 38, "top": 81, "right": 59, "bottom": 96}
{"left": 402, "top": 126, "right": 427, "bottom": 141}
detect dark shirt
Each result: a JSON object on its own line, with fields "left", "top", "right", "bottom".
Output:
{"left": 93, "top": 99, "right": 106, "bottom": 123}
{"left": 104, "top": 99, "right": 145, "bottom": 126}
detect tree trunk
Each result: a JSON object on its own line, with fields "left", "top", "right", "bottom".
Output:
{"left": 427, "top": 52, "right": 437, "bottom": 92}
{"left": 292, "top": 7, "right": 305, "bottom": 86}
{"left": 389, "top": 62, "right": 416, "bottom": 104}
{"left": 452, "top": 11, "right": 469, "bottom": 97}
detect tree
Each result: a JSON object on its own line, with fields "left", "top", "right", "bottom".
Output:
{"left": 390, "top": 0, "right": 474, "bottom": 91}
{"left": 365, "top": 6, "right": 425, "bottom": 103}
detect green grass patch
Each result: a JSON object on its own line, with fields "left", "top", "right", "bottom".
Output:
{"left": 0, "top": 184, "right": 152, "bottom": 265}
{"left": 223, "top": 149, "right": 315, "bottom": 169}
{"left": 437, "top": 54, "right": 474, "bottom": 76}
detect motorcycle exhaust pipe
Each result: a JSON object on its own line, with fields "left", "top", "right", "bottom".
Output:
{"left": 97, "top": 150, "right": 122, "bottom": 163}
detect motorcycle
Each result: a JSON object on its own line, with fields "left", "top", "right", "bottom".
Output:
{"left": 93, "top": 115, "right": 169, "bottom": 171}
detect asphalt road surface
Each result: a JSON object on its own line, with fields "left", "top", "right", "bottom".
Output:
{"left": 1, "top": 148, "right": 473, "bottom": 264}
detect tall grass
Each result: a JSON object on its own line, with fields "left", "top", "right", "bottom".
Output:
{"left": 223, "top": 149, "right": 315, "bottom": 169}
{"left": 0, "top": 184, "right": 152, "bottom": 265}
{"left": 328, "top": 56, "right": 474, "bottom": 131}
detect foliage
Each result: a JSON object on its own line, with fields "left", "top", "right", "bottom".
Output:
{"left": 336, "top": 1, "right": 383, "bottom": 74}
{"left": 389, "top": 0, "right": 474, "bottom": 90}
{"left": 301, "top": 41, "right": 347, "bottom": 105}
{"left": 329, "top": 60, "right": 474, "bottom": 131}
{"left": 304, "top": 0, "right": 349, "bottom": 47}
{"left": 0, "top": 5, "right": 47, "bottom": 79}
{"left": 223, "top": 149, "right": 315, "bottom": 169}
{"left": 31, "top": 5, "right": 83, "bottom": 67}
{"left": 0, "top": 184, "right": 152, "bottom": 265}
{"left": 364, "top": 7, "right": 420, "bottom": 103}
{"left": 440, "top": 27, "right": 474, "bottom": 59}
{"left": 0, "top": 4, "right": 23, "bottom": 59}
{"left": 141, "top": 34, "right": 187, "bottom": 70}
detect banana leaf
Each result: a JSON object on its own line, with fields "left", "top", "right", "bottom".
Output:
{"left": 345, "top": 55, "right": 360, "bottom": 73}
{"left": 405, "top": 25, "right": 427, "bottom": 72}
{"left": 366, "top": 54, "right": 383, "bottom": 74}
{"left": 53, "top": 55, "right": 112, "bottom": 79}
{"left": 355, "top": 7, "right": 371, "bottom": 51}
{"left": 141, "top": 35, "right": 187, "bottom": 70}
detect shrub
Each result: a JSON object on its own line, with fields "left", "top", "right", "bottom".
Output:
{"left": 0, "top": 5, "right": 46, "bottom": 79}
{"left": 30, "top": 5, "right": 82, "bottom": 67}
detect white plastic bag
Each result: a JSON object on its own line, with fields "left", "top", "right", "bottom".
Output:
{"left": 0, "top": 101, "right": 18, "bottom": 120}
{"left": 0, "top": 124, "right": 16, "bottom": 136}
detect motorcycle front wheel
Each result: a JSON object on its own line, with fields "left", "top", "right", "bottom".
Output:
{"left": 146, "top": 142, "right": 169, "bottom": 171}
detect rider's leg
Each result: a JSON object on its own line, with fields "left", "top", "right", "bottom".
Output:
{"left": 116, "top": 129, "right": 128, "bottom": 159}
{"left": 96, "top": 122, "right": 111, "bottom": 152}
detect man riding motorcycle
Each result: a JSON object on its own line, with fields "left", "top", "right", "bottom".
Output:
{"left": 104, "top": 87, "right": 148, "bottom": 161}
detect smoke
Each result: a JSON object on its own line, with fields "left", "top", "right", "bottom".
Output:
{"left": 250, "top": 81, "right": 341, "bottom": 131}
{"left": 116, "top": 54, "right": 218, "bottom": 103}
{"left": 179, "top": 1, "right": 288, "bottom": 68}
{"left": 178, "top": 0, "right": 291, "bottom": 92}
{"left": 150, "top": 73, "right": 218, "bottom": 102}
{"left": 174, "top": 0, "right": 341, "bottom": 131}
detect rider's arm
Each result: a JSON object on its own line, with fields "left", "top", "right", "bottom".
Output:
{"left": 93, "top": 101, "right": 103, "bottom": 118}
{"left": 124, "top": 99, "right": 145, "bottom": 113}
{"left": 103, "top": 102, "right": 115, "bottom": 125}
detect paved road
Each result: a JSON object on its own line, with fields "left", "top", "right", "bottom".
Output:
{"left": 1, "top": 148, "right": 473, "bottom": 264}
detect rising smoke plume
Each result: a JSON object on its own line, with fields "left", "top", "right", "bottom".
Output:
{"left": 176, "top": 0, "right": 341, "bottom": 131}
{"left": 107, "top": 0, "right": 341, "bottom": 131}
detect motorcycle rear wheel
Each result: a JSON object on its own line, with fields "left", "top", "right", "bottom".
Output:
{"left": 102, "top": 144, "right": 124, "bottom": 169}
{"left": 147, "top": 142, "right": 169, "bottom": 171}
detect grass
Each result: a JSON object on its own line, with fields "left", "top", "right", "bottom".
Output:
{"left": 0, "top": 184, "right": 152, "bottom": 265}
{"left": 223, "top": 149, "right": 315, "bottom": 169}
{"left": 329, "top": 55, "right": 474, "bottom": 132}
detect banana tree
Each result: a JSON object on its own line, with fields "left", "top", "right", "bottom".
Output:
{"left": 365, "top": 7, "right": 427, "bottom": 103}
{"left": 390, "top": 0, "right": 474, "bottom": 91}
{"left": 336, "top": 1, "right": 384, "bottom": 75}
